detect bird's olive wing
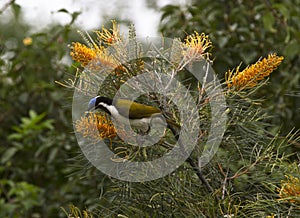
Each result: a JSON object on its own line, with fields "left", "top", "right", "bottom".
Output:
{"left": 116, "top": 99, "right": 161, "bottom": 119}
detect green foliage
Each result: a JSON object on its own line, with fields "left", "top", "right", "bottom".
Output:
{"left": 0, "top": 180, "right": 43, "bottom": 217}
{"left": 160, "top": 0, "right": 300, "bottom": 132}
{"left": 1, "top": 110, "right": 53, "bottom": 165}
{"left": 0, "top": 2, "right": 99, "bottom": 217}
{"left": 8, "top": 110, "right": 54, "bottom": 141}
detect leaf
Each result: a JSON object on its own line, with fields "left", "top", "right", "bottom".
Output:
{"left": 1, "top": 147, "right": 18, "bottom": 163}
{"left": 70, "top": 11, "right": 81, "bottom": 24}
{"left": 47, "top": 147, "right": 58, "bottom": 163}
{"left": 284, "top": 40, "right": 300, "bottom": 59}
{"left": 41, "top": 119, "right": 54, "bottom": 130}
{"left": 57, "top": 8, "right": 70, "bottom": 14}
{"left": 160, "top": 5, "right": 181, "bottom": 21}
{"left": 29, "top": 110, "right": 38, "bottom": 119}
{"left": 273, "top": 3, "right": 289, "bottom": 19}
{"left": 262, "top": 12, "right": 276, "bottom": 33}
{"left": 11, "top": 2, "right": 21, "bottom": 20}
{"left": 7, "top": 133, "right": 23, "bottom": 141}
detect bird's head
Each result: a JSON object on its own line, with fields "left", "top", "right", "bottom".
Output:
{"left": 87, "top": 96, "right": 113, "bottom": 113}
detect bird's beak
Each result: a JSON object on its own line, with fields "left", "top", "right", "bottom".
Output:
{"left": 87, "top": 97, "right": 97, "bottom": 111}
{"left": 87, "top": 105, "right": 95, "bottom": 111}
{"left": 86, "top": 103, "right": 96, "bottom": 117}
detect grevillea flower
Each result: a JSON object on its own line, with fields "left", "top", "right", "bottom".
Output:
{"left": 75, "top": 113, "right": 117, "bottom": 141}
{"left": 23, "top": 37, "right": 33, "bottom": 46}
{"left": 278, "top": 175, "right": 300, "bottom": 204}
{"left": 95, "top": 20, "right": 122, "bottom": 45}
{"left": 70, "top": 42, "right": 97, "bottom": 66}
{"left": 226, "top": 53, "right": 284, "bottom": 90}
{"left": 69, "top": 42, "right": 120, "bottom": 71}
{"left": 183, "top": 31, "right": 212, "bottom": 61}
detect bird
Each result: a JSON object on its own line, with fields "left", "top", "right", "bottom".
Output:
{"left": 87, "top": 97, "right": 213, "bottom": 191}
{"left": 87, "top": 96, "right": 180, "bottom": 133}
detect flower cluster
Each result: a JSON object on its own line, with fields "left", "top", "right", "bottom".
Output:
{"left": 70, "top": 42, "right": 98, "bottom": 66}
{"left": 183, "top": 31, "right": 212, "bottom": 61}
{"left": 75, "top": 113, "right": 117, "bottom": 141}
{"left": 69, "top": 20, "right": 122, "bottom": 71}
{"left": 278, "top": 175, "right": 300, "bottom": 204}
{"left": 70, "top": 21, "right": 211, "bottom": 74}
{"left": 226, "top": 53, "right": 284, "bottom": 90}
{"left": 94, "top": 20, "right": 122, "bottom": 45}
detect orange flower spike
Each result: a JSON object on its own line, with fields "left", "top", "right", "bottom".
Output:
{"left": 70, "top": 42, "right": 97, "bottom": 66}
{"left": 226, "top": 54, "right": 284, "bottom": 90}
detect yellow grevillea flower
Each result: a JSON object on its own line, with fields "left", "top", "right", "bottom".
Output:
{"left": 70, "top": 42, "right": 120, "bottom": 71}
{"left": 183, "top": 31, "right": 212, "bottom": 60}
{"left": 75, "top": 113, "right": 117, "bottom": 140}
{"left": 23, "top": 37, "right": 33, "bottom": 46}
{"left": 278, "top": 175, "right": 300, "bottom": 204}
{"left": 70, "top": 42, "right": 97, "bottom": 66}
{"left": 95, "top": 20, "right": 121, "bottom": 45}
{"left": 226, "top": 53, "right": 284, "bottom": 90}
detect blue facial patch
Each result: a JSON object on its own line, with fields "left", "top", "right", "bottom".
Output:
{"left": 87, "top": 97, "right": 97, "bottom": 111}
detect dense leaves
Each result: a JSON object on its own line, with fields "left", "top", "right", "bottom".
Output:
{"left": 0, "top": 2, "right": 99, "bottom": 217}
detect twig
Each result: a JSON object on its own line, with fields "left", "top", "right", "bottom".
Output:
{"left": 186, "top": 156, "right": 214, "bottom": 193}
{"left": 0, "top": 0, "right": 15, "bottom": 15}
{"left": 167, "top": 124, "right": 215, "bottom": 194}
{"left": 218, "top": 163, "right": 229, "bottom": 200}
{"left": 228, "top": 155, "right": 261, "bottom": 180}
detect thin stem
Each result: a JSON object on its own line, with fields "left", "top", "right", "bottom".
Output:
{"left": 167, "top": 124, "right": 215, "bottom": 194}
{"left": 0, "top": 0, "right": 15, "bottom": 15}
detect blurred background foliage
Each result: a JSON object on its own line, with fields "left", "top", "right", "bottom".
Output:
{"left": 159, "top": 0, "right": 300, "bottom": 133}
{"left": 0, "top": 2, "right": 100, "bottom": 217}
{"left": 0, "top": 0, "right": 299, "bottom": 217}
